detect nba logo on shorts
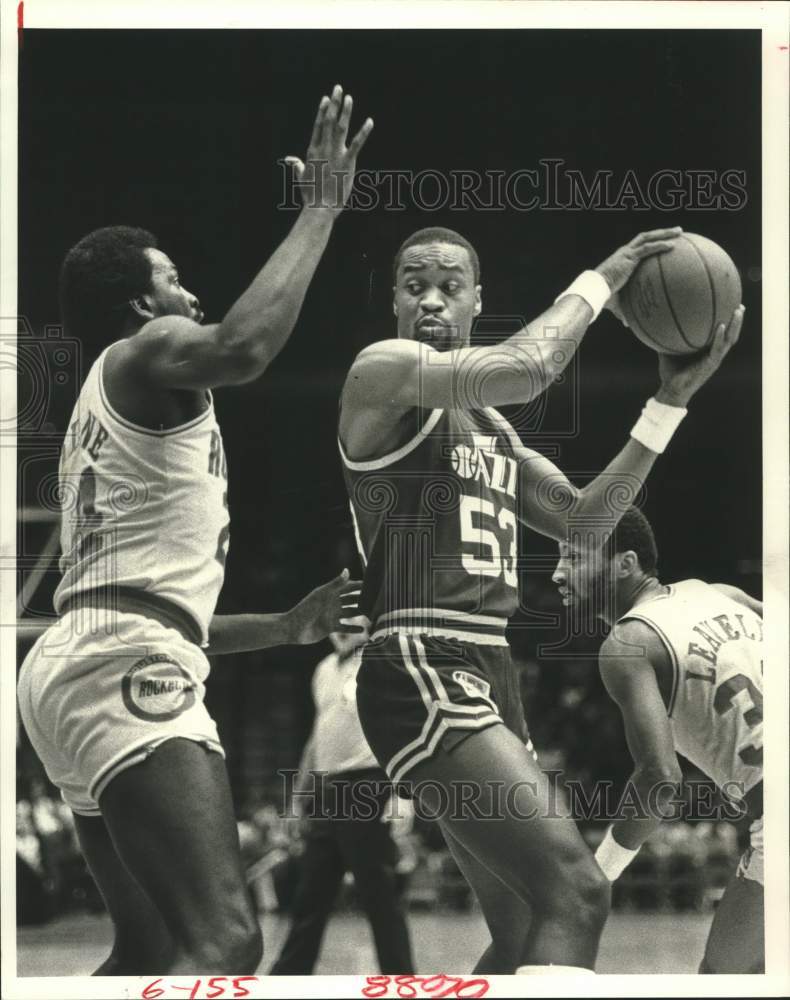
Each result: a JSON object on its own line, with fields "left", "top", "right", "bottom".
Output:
{"left": 122, "top": 654, "right": 197, "bottom": 722}
{"left": 452, "top": 669, "right": 494, "bottom": 704}
{"left": 451, "top": 444, "right": 479, "bottom": 480}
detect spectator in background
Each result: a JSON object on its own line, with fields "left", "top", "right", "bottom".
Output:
{"left": 270, "top": 627, "right": 415, "bottom": 975}
{"left": 16, "top": 800, "right": 51, "bottom": 925}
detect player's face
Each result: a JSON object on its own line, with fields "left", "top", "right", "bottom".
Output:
{"left": 393, "top": 242, "right": 481, "bottom": 351}
{"left": 552, "top": 540, "right": 611, "bottom": 610}
{"left": 144, "top": 249, "right": 204, "bottom": 323}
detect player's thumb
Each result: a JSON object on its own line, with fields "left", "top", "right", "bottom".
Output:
{"left": 284, "top": 156, "right": 305, "bottom": 181}
{"left": 337, "top": 567, "right": 350, "bottom": 584}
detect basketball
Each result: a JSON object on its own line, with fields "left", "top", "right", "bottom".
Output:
{"left": 620, "top": 233, "right": 742, "bottom": 355}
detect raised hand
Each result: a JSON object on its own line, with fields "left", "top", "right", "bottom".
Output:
{"left": 656, "top": 305, "right": 745, "bottom": 406}
{"left": 287, "top": 568, "right": 364, "bottom": 645}
{"left": 595, "top": 228, "right": 684, "bottom": 316}
{"left": 285, "top": 84, "right": 374, "bottom": 215}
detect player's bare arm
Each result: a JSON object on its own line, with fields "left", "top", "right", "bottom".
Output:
{"left": 597, "top": 619, "right": 682, "bottom": 857}
{"left": 205, "top": 570, "right": 362, "bottom": 655}
{"left": 109, "top": 86, "right": 373, "bottom": 395}
{"left": 711, "top": 583, "right": 763, "bottom": 617}
{"left": 339, "top": 229, "right": 682, "bottom": 460}
{"left": 511, "top": 306, "right": 744, "bottom": 541}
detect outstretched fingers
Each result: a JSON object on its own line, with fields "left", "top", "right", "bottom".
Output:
{"left": 348, "top": 116, "right": 374, "bottom": 158}
{"left": 323, "top": 83, "right": 342, "bottom": 134}
{"left": 310, "top": 94, "right": 330, "bottom": 148}
{"left": 337, "top": 93, "right": 353, "bottom": 139}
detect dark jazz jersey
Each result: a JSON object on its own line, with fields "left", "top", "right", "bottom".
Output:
{"left": 340, "top": 406, "right": 521, "bottom": 643}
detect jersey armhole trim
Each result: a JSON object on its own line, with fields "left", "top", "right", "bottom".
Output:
{"left": 99, "top": 346, "right": 214, "bottom": 438}
{"left": 618, "top": 612, "right": 680, "bottom": 717}
{"left": 484, "top": 407, "right": 523, "bottom": 454}
{"left": 338, "top": 408, "right": 443, "bottom": 471}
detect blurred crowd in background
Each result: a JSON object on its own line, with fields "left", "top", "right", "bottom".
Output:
{"left": 17, "top": 632, "right": 750, "bottom": 928}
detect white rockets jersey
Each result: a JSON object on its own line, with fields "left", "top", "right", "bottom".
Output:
{"left": 619, "top": 579, "right": 763, "bottom": 801}
{"left": 52, "top": 344, "right": 229, "bottom": 645}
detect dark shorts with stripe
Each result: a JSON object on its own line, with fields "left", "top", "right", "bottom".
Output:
{"left": 355, "top": 631, "right": 534, "bottom": 791}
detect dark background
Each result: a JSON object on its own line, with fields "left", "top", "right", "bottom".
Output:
{"left": 17, "top": 29, "right": 761, "bottom": 807}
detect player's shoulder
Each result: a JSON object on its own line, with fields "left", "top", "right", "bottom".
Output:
{"left": 342, "top": 339, "right": 438, "bottom": 418}
{"left": 669, "top": 577, "right": 708, "bottom": 592}
{"left": 349, "top": 338, "right": 434, "bottom": 374}
{"left": 105, "top": 316, "right": 201, "bottom": 377}
{"left": 117, "top": 316, "right": 202, "bottom": 356}
{"left": 603, "top": 617, "right": 668, "bottom": 664}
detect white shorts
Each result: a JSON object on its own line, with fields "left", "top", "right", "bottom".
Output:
{"left": 736, "top": 817, "right": 764, "bottom": 886}
{"left": 17, "top": 610, "right": 224, "bottom": 816}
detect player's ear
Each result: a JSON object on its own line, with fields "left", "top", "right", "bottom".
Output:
{"left": 473, "top": 285, "right": 482, "bottom": 317}
{"left": 392, "top": 288, "right": 398, "bottom": 318}
{"left": 619, "top": 551, "right": 639, "bottom": 577}
{"left": 129, "top": 295, "right": 155, "bottom": 321}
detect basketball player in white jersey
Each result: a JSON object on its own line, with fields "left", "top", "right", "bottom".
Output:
{"left": 17, "top": 85, "right": 372, "bottom": 975}
{"left": 552, "top": 505, "right": 763, "bottom": 973}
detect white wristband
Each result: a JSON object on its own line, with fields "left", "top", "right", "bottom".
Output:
{"left": 630, "top": 396, "right": 687, "bottom": 454}
{"left": 554, "top": 270, "right": 611, "bottom": 322}
{"left": 594, "top": 826, "right": 639, "bottom": 881}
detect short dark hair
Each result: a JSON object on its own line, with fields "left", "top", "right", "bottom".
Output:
{"left": 605, "top": 505, "right": 659, "bottom": 575}
{"left": 393, "top": 227, "right": 481, "bottom": 284}
{"left": 58, "top": 225, "right": 158, "bottom": 342}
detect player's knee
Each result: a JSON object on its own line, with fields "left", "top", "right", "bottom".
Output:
{"left": 188, "top": 919, "right": 262, "bottom": 973}
{"left": 545, "top": 856, "right": 610, "bottom": 931}
{"left": 569, "top": 864, "right": 609, "bottom": 927}
{"left": 182, "top": 895, "right": 262, "bottom": 973}
{"left": 220, "top": 913, "right": 263, "bottom": 972}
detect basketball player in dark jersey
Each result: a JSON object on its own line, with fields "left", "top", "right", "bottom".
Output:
{"left": 338, "top": 226, "right": 743, "bottom": 975}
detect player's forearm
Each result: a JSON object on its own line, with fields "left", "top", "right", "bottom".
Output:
{"left": 462, "top": 295, "right": 596, "bottom": 407}
{"left": 216, "top": 207, "right": 335, "bottom": 379}
{"left": 205, "top": 612, "right": 297, "bottom": 655}
{"left": 596, "top": 768, "right": 679, "bottom": 879}
{"left": 570, "top": 438, "right": 659, "bottom": 529}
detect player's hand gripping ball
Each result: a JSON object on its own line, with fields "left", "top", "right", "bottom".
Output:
{"left": 620, "top": 233, "right": 742, "bottom": 355}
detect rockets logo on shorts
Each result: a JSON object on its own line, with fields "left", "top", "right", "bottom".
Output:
{"left": 122, "top": 654, "right": 197, "bottom": 722}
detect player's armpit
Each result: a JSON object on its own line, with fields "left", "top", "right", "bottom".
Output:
{"left": 710, "top": 582, "right": 763, "bottom": 617}
{"left": 111, "top": 315, "right": 264, "bottom": 391}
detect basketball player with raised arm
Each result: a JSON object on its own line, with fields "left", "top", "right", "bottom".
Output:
{"left": 17, "top": 86, "right": 372, "bottom": 975}
{"left": 338, "top": 225, "right": 743, "bottom": 975}
{"left": 552, "top": 506, "right": 763, "bottom": 973}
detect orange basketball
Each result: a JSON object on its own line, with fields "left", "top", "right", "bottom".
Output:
{"left": 620, "top": 233, "right": 742, "bottom": 355}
